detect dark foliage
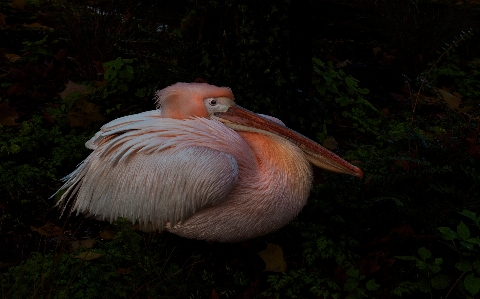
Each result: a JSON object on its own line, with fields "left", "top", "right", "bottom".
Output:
{"left": 1, "top": 0, "right": 480, "bottom": 298}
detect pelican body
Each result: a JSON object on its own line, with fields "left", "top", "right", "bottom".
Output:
{"left": 57, "top": 82, "right": 362, "bottom": 242}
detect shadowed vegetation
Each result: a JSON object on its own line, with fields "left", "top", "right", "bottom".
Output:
{"left": 1, "top": 0, "right": 480, "bottom": 298}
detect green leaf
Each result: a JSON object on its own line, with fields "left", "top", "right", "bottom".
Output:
{"left": 468, "top": 237, "right": 480, "bottom": 245}
{"left": 358, "top": 88, "right": 369, "bottom": 95}
{"left": 366, "top": 279, "right": 380, "bottom": 291}
{"left": 418, "top": 278, "right": 431, "bottom": 293}
{"left": 438, "top": 227, "right": 458, "bottom": 240}
{"left": 464, "top": 273, "right": 480, "bottom": 295}
{"left": 434, "top": 258, "right": 443, "bottom": 265}
{"left": 392, "top": 281, "right": 416, "bottom": 296}
{"left": 456, "top": 260, "right": 473, "bottom": 272}
{"left": 459, "top": 210, "right": 480, "bottom": 225}
{"left": 336, "top": 96, "right": 351, "bottom": 106}
{"left": 312, "top": 57, "right": 324, "bottom": 67}
{"left": 346, "top": 268, "right": 359, "bottom": 279}
{"left": 458, "top": 221, "right": 471, "bottom": 241}
{"left": 428, "top": 264, "right": 441, "bottom": 274}
{"left": 345, "top": 76, "right": 359, "bottom": 91}
{"left": 431, "top": 275, "right": 450, "bottom": 290}
{"left": 344, "top": 277, "right": 359, "bottom": 291}
{"left": 473, "top": 260, "right": 480, "bottom": 274}
{"left": 418, "top": 247, "right": 432, "bottom": 260}
{"left": 417, "top": 260, "right": 427, "bottom": 270}
{"left": 461, "top": 241, "right": 475, "bottom": 251}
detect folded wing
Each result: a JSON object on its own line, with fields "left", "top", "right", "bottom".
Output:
{"left": 57, "top": 111, "right": 240, "bottom": 230}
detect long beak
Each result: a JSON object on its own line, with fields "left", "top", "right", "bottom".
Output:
{"left": 214, "top": 105, "right": 363, "bottom": 179}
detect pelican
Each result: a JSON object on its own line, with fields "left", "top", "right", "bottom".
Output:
{"left": 56, "top": 82, "right": 363, "bottom": 242}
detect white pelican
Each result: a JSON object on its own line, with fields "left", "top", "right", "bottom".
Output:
{"left": 56, "top": 82, "right": 363, "bottom": 242}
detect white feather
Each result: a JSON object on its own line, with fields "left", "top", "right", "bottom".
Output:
{"left": 56, "top": 110, "right": 249, "bottom": 230}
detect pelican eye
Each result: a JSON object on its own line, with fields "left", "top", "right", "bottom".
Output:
{"left": 209, "top": 99, "right": 218, "bottom": 106}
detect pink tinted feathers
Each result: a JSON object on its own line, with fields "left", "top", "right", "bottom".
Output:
{"left": 156, "top": 82, "right": 235, "bottom": 119}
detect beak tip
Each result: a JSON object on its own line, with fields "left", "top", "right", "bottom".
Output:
{"left": 356, "top": 168, "right": 364, "bottom": 179}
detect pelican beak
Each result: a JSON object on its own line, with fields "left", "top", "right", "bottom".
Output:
{"left": 214, "top": 105, "right": 363, "bottom": 179}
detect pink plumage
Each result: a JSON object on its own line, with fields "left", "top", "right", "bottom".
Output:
{"left": 56, "top": 82, "right": 362, "bottom": 242}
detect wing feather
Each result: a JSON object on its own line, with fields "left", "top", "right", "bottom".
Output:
{"left": 56, "top": 110, "right": 251, "bottom": 230}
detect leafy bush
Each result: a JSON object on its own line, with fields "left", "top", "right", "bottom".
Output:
{"left": 0, "top": 220, "right": 193, "bottom": 298}
{"left": 392, "top": 210, "right": 480, "bottom": 298}
{"left": 0, "top": 116, "right": 90, "bottom": 199}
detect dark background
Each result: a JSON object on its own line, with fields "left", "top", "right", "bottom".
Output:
{"left": 1, "top": 0, "right": 480, "bottom": 298}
